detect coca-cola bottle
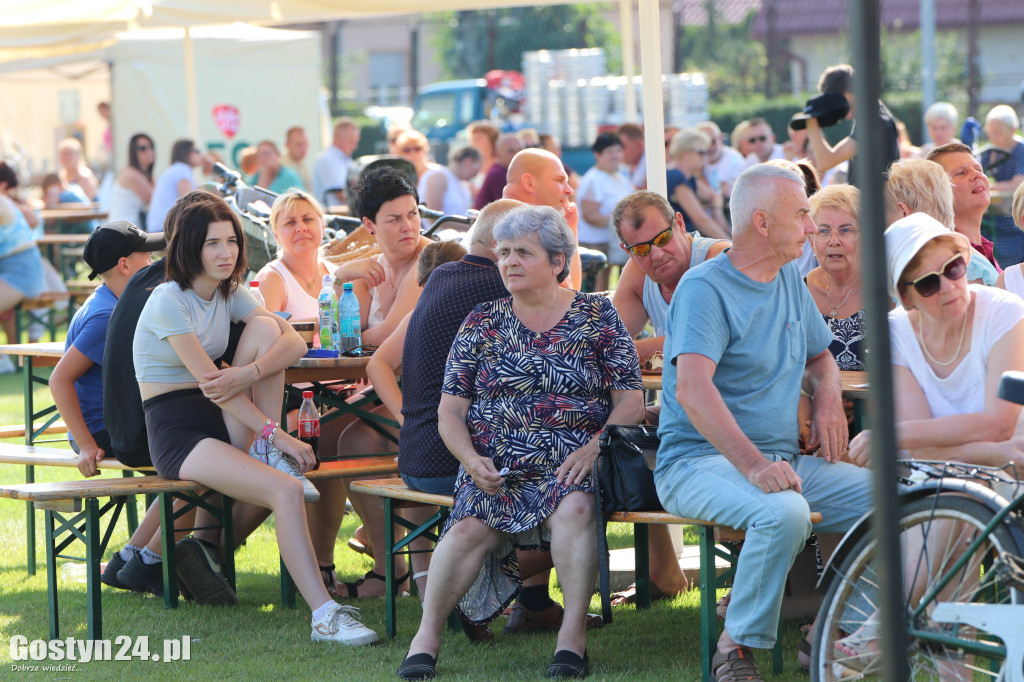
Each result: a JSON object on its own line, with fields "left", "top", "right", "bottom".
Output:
{"left": 297, "top": 390, "right": 321, "bottom": 469}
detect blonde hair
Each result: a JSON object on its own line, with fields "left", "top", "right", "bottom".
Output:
{"left": 809, "top": 183, "right": 860, "bottom": 222}
{"left": 667, "top": 128, "right": 710, "bottom": 161}
{"left": 394, "top": 130, "right": 429, "bottom": 152}
{"left": 270, "top": 189, "right": 326, "bottom": 256}
{"left": 885, "top": 158, "right": 955, "bottom": 229}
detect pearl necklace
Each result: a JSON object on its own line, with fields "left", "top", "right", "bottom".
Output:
{"left": 915, "top": 311, "right": 968, "bottom": 367}
{"left": 825, "top": 276, "right": 856, "bottom": 318}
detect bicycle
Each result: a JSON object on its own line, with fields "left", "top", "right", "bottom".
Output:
{"left": 811, "top": 374, "right": 1024, "bottom": 681}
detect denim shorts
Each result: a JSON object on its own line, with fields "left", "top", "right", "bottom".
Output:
{"left": 0, "top": 246, "right": 45, "bottom": 298}
{"left": 400, "top": 472, "right": 458, "bottom": 496}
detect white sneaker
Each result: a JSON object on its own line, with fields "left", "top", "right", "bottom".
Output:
{"left": 311, "top": 603, "right": 379, "bottom": 646}
{"left": 249, "top": 438, "right": 320, "bottom": 503}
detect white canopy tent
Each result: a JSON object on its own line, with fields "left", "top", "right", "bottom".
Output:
{"left": 0, "top": 0, "right": 666, "bottom": 192}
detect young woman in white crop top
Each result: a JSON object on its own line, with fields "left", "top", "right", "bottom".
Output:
{"left": 133, "top": 192, "right": 378, "bottom": 645}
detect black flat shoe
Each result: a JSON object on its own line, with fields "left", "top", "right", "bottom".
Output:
{"left": 547, "top": 649, "right": 588, "bottom": 679}
{"left": 397, "top": 652, "right": 437, "bottom": 680}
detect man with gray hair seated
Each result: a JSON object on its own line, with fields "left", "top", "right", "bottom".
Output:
{"left": 655, "top": 163, "right": 874, "bottom": 680}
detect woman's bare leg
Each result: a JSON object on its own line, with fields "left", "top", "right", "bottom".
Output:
{"left": 544, "top": 491, "right": 597, "bottom": 657}
{"left": 405, "top": 516, "right": 503, "bottom": 658}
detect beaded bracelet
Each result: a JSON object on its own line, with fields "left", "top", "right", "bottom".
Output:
{"left": 260, "top": 419, "right": 276, "bottom": 441}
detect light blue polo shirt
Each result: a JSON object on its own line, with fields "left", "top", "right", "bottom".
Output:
{"left": 656, "top": 255, "right": 832, "bottom": 475}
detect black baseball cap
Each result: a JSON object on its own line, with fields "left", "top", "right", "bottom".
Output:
{"left": 789, "top": 92, "right": 851, "bottom": 131}
{"left": 83, "top": 220, "right": 166, "bottom": 280}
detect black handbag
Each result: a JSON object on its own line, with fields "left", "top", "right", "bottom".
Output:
{"left": 592, "top": 424, "right": 665, "bottom": 623}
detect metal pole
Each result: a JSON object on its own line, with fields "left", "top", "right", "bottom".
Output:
{"left": 921, "top": 0, "right": 936, "bottom": 140}
{"left": 849, "top": 1, "right": 908, "bottom": 680}
{"left": 619, "top": 0, "right": 638, "bottom": 124}
{"left": 638, "top": 0, "right": 666, "bottom": 197}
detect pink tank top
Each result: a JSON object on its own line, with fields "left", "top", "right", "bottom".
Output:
{"left": 256, "top": 259, "right": 328, "bottom": 322}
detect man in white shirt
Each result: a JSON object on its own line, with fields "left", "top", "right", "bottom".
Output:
{"left": 283, "top": 126, "right": 312, "bottom": 192}
{"left": 742, "top": 118, "right": 786, "bottom": 165}
{"left": 312, "top": 118, "right": 360, "bottom": 206}
{"left": 618, "top": 123, "right": 646, "bottom": 189}
{"left": 698, "top": 121, "right": 748, "bottom": 199}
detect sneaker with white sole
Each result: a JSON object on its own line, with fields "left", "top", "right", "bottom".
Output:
{"left": 249, "top": 438, "right": 320, "bottom": 503}
{"left": 311, "top": 603, "right": 379, "bottom": 646}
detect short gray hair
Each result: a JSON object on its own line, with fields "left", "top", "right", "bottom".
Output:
{"left": 925, "top": 101, "right": 958, "bottom": 127}
{"left": 730, "top": 163, "right": 805, "bottom": 235}
{"left": 466, "top": 198, "right": 523, "bottom": 250}
{"left": 986, "top": 104, "right": 1019, "bottom": 133}
{"left": 493, "top": 205, "right": 576, "bottom": 283}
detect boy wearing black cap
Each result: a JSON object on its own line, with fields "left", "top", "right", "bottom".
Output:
{"left": 50, "top": 220, "right": 165, "bottom": 478}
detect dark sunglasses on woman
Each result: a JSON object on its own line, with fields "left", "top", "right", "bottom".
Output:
{"left": 906, "top": 253, "right": 966, "bottom": 297}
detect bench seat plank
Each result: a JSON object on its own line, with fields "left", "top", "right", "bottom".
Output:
{"left": 0, "top": 477, "right": 201, "bottom": 502}
{"left": 0, "top": 443, "right": 154, "bottom": 471}
{"left": 0, "top": 422, "right": 69, "bottom": 440}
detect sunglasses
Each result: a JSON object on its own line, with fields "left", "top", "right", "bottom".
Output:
{"left": 622, "top": 227, "right": 673, "bottom": 256}
{"left": 905, "top": 253, "right": 966, "bottom": 297}
{"left": 401, "top": 146, "right": 424, "bottom": 153}
{"left": 747, "top": 135, "right": 768, "bottom": 144}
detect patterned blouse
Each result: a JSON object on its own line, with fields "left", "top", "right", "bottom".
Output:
{"left": 823, "top": 309, "right": 866, "bottom": 371}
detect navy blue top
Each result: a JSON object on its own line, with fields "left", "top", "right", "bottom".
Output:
{"left": 398, "top": 254, "right": 509, "bottom": 478}
{"left": 666, "top": 168, "right": 699, "bottom": 232}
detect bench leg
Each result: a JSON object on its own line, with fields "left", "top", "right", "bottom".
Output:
{"left": 27, "top": 464, "right": 36, "bottom": 576}
{"left": 159, "top": 492, "right": 179, "bottom": 609}
{"left": 633, "top": 522, "right": 651, "bottom": 609}
{"left": 122, "top": 471, "right": 140, "bottom": 536}
{"left": 698, "top": 525, "right": 718, "bottom": 682}
{"left": 45, "top": 510, "right": 59, "bottom": 639}
{"left": 281, "top": 556, "right": 296, "bottom": 608}
{"left": 385, "top": 497, "right": 397, "bottom": 639}
{"left": 85, "top": 498, "right": 102, "bottom": 639}
{"left": 222, "top": 496, "right": 235, "bottom": 591}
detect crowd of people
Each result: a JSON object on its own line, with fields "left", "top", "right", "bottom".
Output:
{"left": 8, "top": 57, "right": 1024, "bottom": 681}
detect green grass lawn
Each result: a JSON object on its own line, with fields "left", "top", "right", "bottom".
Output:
{"left": 0, "top": 353, "right": 813, "bottom": 680}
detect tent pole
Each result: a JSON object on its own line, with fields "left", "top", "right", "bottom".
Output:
{"left": 183, "top": 27, "right": 199, "bottom": 142}
{"left": 619, "top": 0, "right": 637, "bottom": 124}
{"left": 638, "top": 0, "right": 665, "bottom": 196}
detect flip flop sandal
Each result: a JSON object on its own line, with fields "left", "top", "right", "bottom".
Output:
{"left": 347, "top": 537, "right": 374, "bottom": 559}
{"left": 339, "top": 569, "right": 410, "bottom": 599}
{"left": 609, "top": 581, "right": 669, "bottom": 606}
{"left": 833, "top": 619, "right": 881, "bottom": 673}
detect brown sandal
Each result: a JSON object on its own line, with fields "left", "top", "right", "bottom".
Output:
{"left": 338, "top": 569, "right": 409, "bottom": 599}
{"left": 711, "top": 646, "right": 763, "bottom": 682}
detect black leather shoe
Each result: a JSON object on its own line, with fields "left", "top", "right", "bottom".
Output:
{"left": 547, "top": 649, "right": 588, "bottom": 679}
{"left": 397, "top": 652, "right": 437, "bottom": 680}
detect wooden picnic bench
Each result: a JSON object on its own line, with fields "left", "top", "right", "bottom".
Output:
{"left": 0, "top": 453, "right": 399, "bottom": 640}
{"left": 349, "top": 478, "right": 821, "bottom": 681}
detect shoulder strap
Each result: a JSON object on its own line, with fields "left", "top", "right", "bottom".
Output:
{"left": 593, "top": 453, "right": 614, "bottom": 624}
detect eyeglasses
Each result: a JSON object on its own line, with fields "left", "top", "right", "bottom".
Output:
{"left": 401, "top": 146, "right": 424, "bottom": 153}
{"left": 622, "top": 227, "right": 674, "bottom": 256}
{"left": 905, "top": 253, "right": 967, "bottom": 297}
{"left": 813, "top": 226, "right": 859, "bottom": 242}
{"left": 136, "top": 145, "right": 152, "bottom": 152}
{"left": 747, "top": 135, "right": 768, "bottom": 144}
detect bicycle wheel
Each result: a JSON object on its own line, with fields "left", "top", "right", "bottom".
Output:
{"left": 812, "top": 493, "right": 1022, "bottom": 681}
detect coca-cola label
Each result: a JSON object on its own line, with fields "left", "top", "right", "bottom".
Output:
{"left": 298, "top": 420, "right": 320, "bottom": 438}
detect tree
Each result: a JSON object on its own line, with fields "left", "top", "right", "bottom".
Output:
{"left": 428, "top": 6, "right": 620, "bottom": 80}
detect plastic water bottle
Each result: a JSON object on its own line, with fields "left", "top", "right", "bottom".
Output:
{"left": 317, "top": 275, "right": 339, "bottom": 351}
{"left": 338, "top": 282, "right": 362, "bottom": 354}
{"left": 248, "top": 280, "right": 265, "bottom": 308}
{"left": 297, "top": 390, "right": 321, "bottom": 469}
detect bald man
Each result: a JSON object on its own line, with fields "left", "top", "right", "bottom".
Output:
{"left": 502, "top": 148, "right": 582, "bottom": 289}
{"left": 474, "top": 133, "right": 522, "bottom": 210}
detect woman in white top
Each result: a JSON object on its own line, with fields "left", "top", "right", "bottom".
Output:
{"left": 108, "top": 134, "right": 155, "bottom": 225}
{"left": 417, "top": 144, "right": 481, "bottom": 227}
{"left": 839, "top": 213, "right": 1024, "bottom": 673}
{"left": 134, "top": 192, "right": 378, "bottom": 645}
{"left": 577, "top": 131, "right": 635, "bottom": 289}
{"left": 996, "top": 182, "right": 1024, "bottom": 298}
{"left": 146, "top": 139, "right": 200, "bottom": 233}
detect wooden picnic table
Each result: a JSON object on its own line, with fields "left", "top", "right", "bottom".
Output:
{"left": 40, "top": 205, "right": 107, "bottom": 225}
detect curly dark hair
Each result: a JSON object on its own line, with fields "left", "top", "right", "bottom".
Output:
{"left": 353, "top": 166, "right": 418, "bottom": 223}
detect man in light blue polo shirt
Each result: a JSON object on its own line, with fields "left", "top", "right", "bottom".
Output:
{"left": 655, "top": 163, "right": 874, "bottom": 680}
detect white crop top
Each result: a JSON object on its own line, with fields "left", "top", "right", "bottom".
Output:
{"left": 134, "top": 282, "right": 259, "bottom": 383}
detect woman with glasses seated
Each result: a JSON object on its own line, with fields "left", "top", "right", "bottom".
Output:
{"left": 849, "top": 212, "right": 1024, "bottom": 469}
{"left": 109, "top": 134, "right": 155, "bottom": 225}
{"left": 666, "top": 129, "right": 729, "bottom": 240}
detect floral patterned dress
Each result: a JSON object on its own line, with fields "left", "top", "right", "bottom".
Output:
{"left": 441, "top": 291, "right": 642, "bottom": 623}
